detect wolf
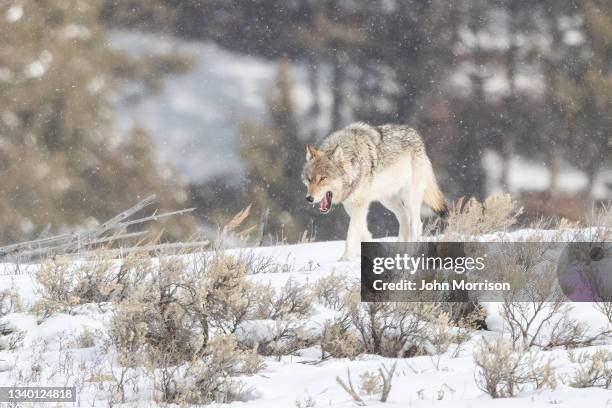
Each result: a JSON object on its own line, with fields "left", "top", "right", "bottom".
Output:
{"left": 302, "top": 122, "right": 448, "bottom": 261}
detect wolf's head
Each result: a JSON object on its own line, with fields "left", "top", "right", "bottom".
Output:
{"left": 302, "top": 145, "right": 347, "bottom": 214}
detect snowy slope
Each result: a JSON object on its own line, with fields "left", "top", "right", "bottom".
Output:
{"left": 0, "top": 231, "right": 610, "bottom": 407}
{"left": 110, "top": 30, "right": 332, "bottom": 184}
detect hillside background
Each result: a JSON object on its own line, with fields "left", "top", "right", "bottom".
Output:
{"left": 0, "top": 0, "right": 610, "bottom": 245}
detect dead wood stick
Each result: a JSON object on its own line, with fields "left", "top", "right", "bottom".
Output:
{"left": 336, "top": 368, "right": 366, "bottom": 406}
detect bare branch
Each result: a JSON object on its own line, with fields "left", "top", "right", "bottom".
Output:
{"left": 336, "top": 368, "right": 366, "bottom": 406}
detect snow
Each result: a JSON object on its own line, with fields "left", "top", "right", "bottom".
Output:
{"left": 5, "top": 4, "right": 23, "bottom": 23}
{"left": 23, "top": 51, "right": 53, "bottom": 79}
{"left": 0, "top": 230, "right": 610, "bottom": 406}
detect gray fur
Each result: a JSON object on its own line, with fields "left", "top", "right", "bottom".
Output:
{"left": 303, "top": 122, "right": 446, "bottom": 261}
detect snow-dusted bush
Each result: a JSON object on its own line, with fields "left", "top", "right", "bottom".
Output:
{"left": 336, "top": 362, "right": 397, "bottom": 404}
{"left": 171, "top": 336, "right": 254, "bottom": 404}
{"left": 188, "top": 252, "right": 256, "bottom": 334}
{"left": 314, "top": 272, "right": 352, "bottom": 310}
{"left": 595, "top": 302, "right": 612, "bottom": 325}
{"left": 320, "top": 317, "right": 363, "bottom": 360}
{"left": 241, "top": 318, "right": 312, "bottom": 359}
{"left": 251, "top": 278, "right": 312, "bottom": 320}
{"left": 111, "top": 257, "right": 200, "bottom": 367}
{"left": 568, "top": 348, "right": 612, "bottom": 389}
{"left": 359, "top": 370, "right": 383, "bottom": 396}
{"left": 109, "top": 252, "right": 268, "bottom": 403}
{"left": 232, "top": 278, "right": 313, "bottom": 358}
{"left": 32, "top": 254, "right": 149, "bottom": 318}
{"left": 111, "top": 252, "right": 267, "bottom": 365}
{"left": 443, "top": 194, "right": 523, "bottom": 238}
{"left": 33, "top": 257, "right": 105, "bottom": 317}
{"left": 343, "top": 286, "right": 443, "bottom": 357}
{"left": 0, "top": 287, "right": 21, "bottom": 317}
{"left": 492, "top": 242, "right": 588, "bottom": 349}
{"left": 473, "top": 337, "right": 556, "bottom": 398}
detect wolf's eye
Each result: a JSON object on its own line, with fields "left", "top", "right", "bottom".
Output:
{"left": 319, "top": 176, "right": 327, "bottom": 182}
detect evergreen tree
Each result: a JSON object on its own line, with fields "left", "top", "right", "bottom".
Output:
{"left": 0, "top": 0, "right": 194, "bottom": 242}
{"left": 238, "top": 60, "right": 324, "bottom": 242}
{"left": 555, "top": 0, "right": 612, "bottom": 193}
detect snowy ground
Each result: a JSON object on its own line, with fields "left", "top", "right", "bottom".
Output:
{"left": 0, "top": 231, "right": 611, "bottom": 407}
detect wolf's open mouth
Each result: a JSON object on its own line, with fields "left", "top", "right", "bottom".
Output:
{"left": 319, "top": 191, "right": 332, "bottom": 214}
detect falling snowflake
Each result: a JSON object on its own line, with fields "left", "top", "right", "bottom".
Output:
{"left": 5, "top": 4, "right": 23, "bottom": 22}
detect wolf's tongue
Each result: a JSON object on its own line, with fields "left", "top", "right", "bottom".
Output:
{"left": 319, "top": 194, "right": 329, "bottom": 211}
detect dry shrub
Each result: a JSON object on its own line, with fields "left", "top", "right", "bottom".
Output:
{"left": 420, "top": 307, "right": 483, "bottom": 369}
{"left": 320, "top": 317, "right": 363, "bottom": 360}
{"left": 337, "top": 363, "right": 397, "bottom": 404}
{"left": 444, "top": 194, "right": 523, "bottom": 238}
{"left": 252, "top": 278, "right": 312, "bottom": 320}
{"left": 595, "top": 302, "right": 612, "bottom": 325}
{"left": 240, "top": 344, "right": 266, "bottom": 375}
{"left": 449, "top": 304, "right": 487, "bottom": 357}
{"left": 568, "top": 348, "right": 612, "bottom": 389}
{"left": 110, "top": 251, "right": 267, "bottom": 403}
{"left": 484, "top": 240, "right": 588, "bottom": 349}
{"left": 295, "top": 395, "right": 317, "bottom": 408}
{"left": 237, "top": 278, "right": 313, "bottom": 358}
{"left": 474, "top": 337, "right": 557, "bottom": 398}
{"left": 0, "top": 287, "right": 21, "bottom": 317}
{"left": 113, "top": 258, "right": 201, "bottom": 367}
{"left": 2, "top": 330, "right": 25, "bottom": 351}
{"left": 188, "top": 253, "right": 255, "bottom": 335}
{"left": 343, "top": 286, "right": 443, "bottom": 357}
{"left": 32, "top": 257, "right": 84, "bottom": 317}
{"left": 173, "top": 336, "right": 254, "bottom": 404}
{"left": 32, "top": 254, "right": 150, "bottom": 318}
{"left": 427, "top": 313, "right": 457, "bottom": 370}
{"left": 111, "top": 253, "right": 263, "bottom": 367}
{"left": 314, "top": 272, "right": 352, "bottom": 310}
{"left": 359, "top": 370, "right": 383, "bottom": 396}
{"left": 241, "top": 317, "right": 313, "bottom": 359}
{"left": 75, "top": 328, "right": 97, "bottom": 348}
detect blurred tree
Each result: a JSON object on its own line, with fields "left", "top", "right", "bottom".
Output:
{"left": 0, "top": 0, "right": 195, "bottom": 243}
{"left": 102, "top": 0, "right": 612, "bottom": 234}
{"left": 555, "top": 0, "right": 612, "bottom": 193}
{"left": 238, "top": 60, "right": 337, "bottom": 243}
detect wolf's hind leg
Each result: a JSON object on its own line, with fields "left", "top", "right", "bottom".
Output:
{"left": 339, "top": 201, "right": 370, "bottom": 261}
{"left": 381, "top": 196, "right": 411, "bottom": 242}
{"left": 400, "top": 187, "right": 424, "bottom": 241}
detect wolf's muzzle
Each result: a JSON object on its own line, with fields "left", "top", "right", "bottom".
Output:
{"left": 306, "top": 196, "right": 314, "bottom": 203}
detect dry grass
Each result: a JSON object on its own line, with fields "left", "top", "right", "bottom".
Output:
{"left": 0, "top": 287, "right": 21, "bottom": 317}
{"left": 443, "top": 194, "right": 523, "bottom": 238}
{"left": 568, "top": 348, "right": 612, "bottom": 389}
{"left": 473, "top": 336, "right": 557, "bottom": 398}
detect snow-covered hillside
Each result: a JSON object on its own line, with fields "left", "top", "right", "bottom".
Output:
{"left": 110, "top": 30, "right": 332, "bottom": 184}
{"left": 0, "top": 231, "right": 610, "bottom": 407}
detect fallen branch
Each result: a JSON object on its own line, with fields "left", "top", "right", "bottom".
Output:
{"left": 336, "top": 368, "right": 366, "bottom": 406}
{"left": 0, "top": 195, "right": 196, "bottom": 262}
{"left": 68, "top": 241, "right": 210, "bottom": 259}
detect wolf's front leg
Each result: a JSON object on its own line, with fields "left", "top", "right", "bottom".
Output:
{"left": 339, "top": 202, "right": 370, "bottom": 261}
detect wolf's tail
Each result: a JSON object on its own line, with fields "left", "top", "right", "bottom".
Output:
{"left": 423, "top": 170, "right": 448, "bottom": 219}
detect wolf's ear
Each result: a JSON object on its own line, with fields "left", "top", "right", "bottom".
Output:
{"left": 331, "top": 145, "right": 344, "bottom": 163}
{"left": 306, "top": 145, "right": 319, "bottom": 160}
